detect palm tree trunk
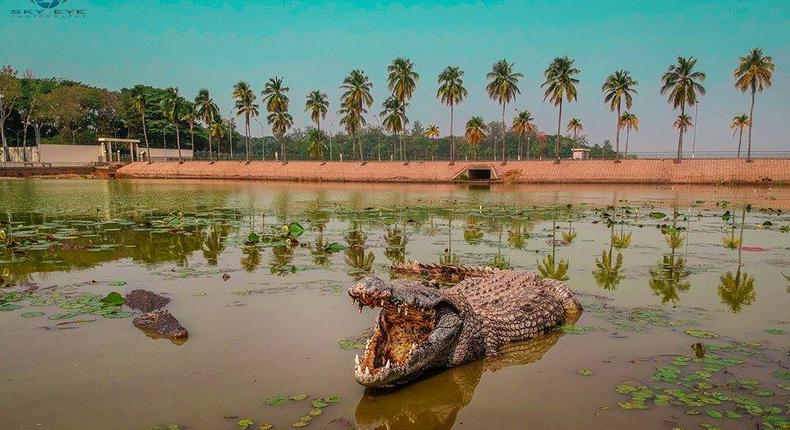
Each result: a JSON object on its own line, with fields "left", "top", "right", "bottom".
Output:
{"left": 399, "top": 131, "right": 403, "bottom": 161}
{"left": 625, "top": 127, "right": 630, "bottom": 158}
{"left": 737, "top": 128, "right": 743, "bottom": 159}
{"left": 176, "top": 123, "right": 182, "bottom": 162}
{"left": 141, "top": 112, "right": 150, "bottom": 162}
{"left": 208, "top": 129, "right": 213, "bottom": 162}
{"left": 615, "top": 102, "right": 621, "bottom": 159}
{"left": 245, "top": 115, "right": 250, "bottom": 162}
{"left": 189, "top": 123, "right": 194, "bottom": 157}
{"left": 501, "top": 104, "right": 506, "bottom": 161}
{"left": 450, "top": 104, "right": 455, "bottom": 163}
{"left": 280, "top": 137, "right": 286, "bottom": 163}
{"left": 358, "top": 131, "right": 364, "bottom": 162}
{"left": 677, "top": 105, "right": 685, "bottom": 161}
{"left": 746, "top": 86, "right": 755, "bottom": 162}
{"left": 555, "top": 100, "right": 563, "bottom": 159}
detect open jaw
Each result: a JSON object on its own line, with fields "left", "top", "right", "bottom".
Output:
{"left": 348, "top": 278, "right": 462, "bottom": 388}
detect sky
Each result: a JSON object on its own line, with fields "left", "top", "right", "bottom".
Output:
{"left": 2, "top": 0, "right": 789, "bottom": 153}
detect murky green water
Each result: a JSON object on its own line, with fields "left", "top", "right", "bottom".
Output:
{"left": 1, "top": 179, "right": 789, "bottom": 430}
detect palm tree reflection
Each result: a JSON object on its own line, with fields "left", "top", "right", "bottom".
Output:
{"left": 718, "top": 207, "right": 756, "bottom": 312}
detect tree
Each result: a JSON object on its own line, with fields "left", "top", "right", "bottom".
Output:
{"left": 306, "top": 128, "right": 328, "bottom": 160}
{"left": 160, "top": 87, "right": 183, "bottom": 161}
{"left": 660, "top": 57, "right": 706, "bottom": 161}
{"left": 181, "top": 101, "right": 196, "bottom": 155}
{"left": 601, "top": 70, "right": 638, "bottom": 158}
{"left": 132, "top": 91, "right": 150, "bottom": 161}
{"left": 542, "top": 57, "right": 580, "bottom": 160}
{"left": 261, "top": 77, "right": 289, "bottom": 113}
{"left": 0, "top": 66, "right": 22, "bottom": 162}
{"left": 512, "top": 110, "right": 536, "bottom": 160}
{"left": 437, "top": 66, "right": 468, "bottom": 163}
{"left": 485, "top": 59, "right": 522, "bottom": 161}
{"left": 566, "top": 118, "right": 583, "bottom": 140}
{"left": 208, "top": 121, "right": 226, "bottom": 152}
{"left": 304, "top": 90, "right": 328, "bottom": 133}
{"left": 381, "top": 96, "right": 407, "bottom": 158}
{"left": 340, "top": 70, "right": 373, "bottom": 161}
{"left": 268, "top": 109, "right": 293, "bottom": 162}
{"left": 619, "top": 112, "right": 639, "bottom": 157}
{"left": 673, "top": 113, "right": 693, "bottom": 139}
{"left": 730, "top": 114, "right": 751, "bottom": 159}
{"left": 425, "top": 124, "right": 439, "bottom": 159}
{"left": 734, "top": 48, "right": 774, "bottom": 162}
{"left": 387, "top": 58, "right": 419, "bottom": 160}
{"left": 465, "top": 116, "right": 488, "bottom": 160}
{"left": 195, "top": 88, "right": 219, "bottom": 162}
{"left": 233, "top": 81, "right": 258, "bottom": 162}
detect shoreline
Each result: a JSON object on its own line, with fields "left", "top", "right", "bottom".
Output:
{"left": 113, "top": 159, "right": 790, "bottom": 185}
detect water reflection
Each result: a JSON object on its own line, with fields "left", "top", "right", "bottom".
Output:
{"left": 649, "top": 211, "right": 690, "bottom": 304}
{"left": 718, "top": 207, "right": 756, "bottom": 313}
{"left": 537, "top": 219, "right": 569, "bottom": 281}
{"left": 346, "top": 222, "right": 375, "bottom": 278}
{"left": 593, "top": 225, "right": 624, "bottom": 290}
{"left": 355, "top": 332, "right": 562, "bottom": 430}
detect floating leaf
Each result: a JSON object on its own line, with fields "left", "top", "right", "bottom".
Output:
{"left": 259, "top": 425, "right": 273, "bottom": 430}
{"left": 324, "top": 242, "right": 346, "bottom": 253}
{"left": 311, "top": 398, "right": 328, "bottom": 409}
{"left": 20, "top": 311, "right": 45, "bottom": 318}
{"left": 557, "top": 324, "right": 594, "bottom": 334}
{"left": 705, "top": 410, "right": 723, "bottom": 419}
{"left": 264, "top": 395, "right": 292, "bottom": 406}
{"left": 578, "top": 369, "right": 593, "bottom": 376}
{"left": 773, "top": 370, "right": 790, "bottom": 380}
{"left": 109, "top": 280, "right": 127, "bottom": 287}
{"left": 290, "top": 393, "right": 308, "bottom": 401}
{"left": 649, "top": 212, "right": 667, "bottom": 219}
{"left": 288, "top": 222, "right": 305, "bottom": 238}
{"left": 685, "top": 329, "right": 717, "bottom": 339}
{"left": 308, "top": 408, "right": 322, "bottom": 416}
{"left": 245, "top": 232, "right": 260, "bottom": 245}
{"left": 102, "top": 311, "right": 132, "bottom": 319}
{"left": 764, "top": 328, "right": 786, "bottom": 335}
{"left": 101, "top": 292, "right": 125, "bottom": 306}
{"left": 0, "top": 303, "right": 23, "bottom": 311}
{"left": 238, "top": 418, "right": 255, "bottom": 430}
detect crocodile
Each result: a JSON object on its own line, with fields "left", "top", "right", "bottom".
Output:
{"left": 347, "top": 261, "right": 582, "bottom": 388}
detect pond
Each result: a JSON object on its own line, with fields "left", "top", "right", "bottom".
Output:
{"left": 1, "top": 179, "right": 789, "bottom": 430}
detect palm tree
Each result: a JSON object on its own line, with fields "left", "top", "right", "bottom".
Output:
{"left": 267, "top": 109, "right": 293, "bottom": 163}
{"left": 387, "top": 58, "right": 419, "bottom": 160}
{"left": 261, "top": 77, "right": 290, "bottom": 113}
{"left": 465, "top": 116, "right": 488, "bottom": 160}
{"left": 304, "top": 90, "right": 329, "bottom": 133}
{"left": 730, "top": 114, "right": 751, "bottom": 159}
{"left": 180, "top": 101, "right": 196, "bottom": 155}
{"left": 208, "top": 121, "right": 226, "bottom": 151}
{"left": 232, "top": 81, "right": 259, "bottom": 162}
{"left": 261, "top": 77, "right": 291, "bottom": 162}
{"left": 381, "top": 96, "right": 407, "bottom": 158}
{"left": 673, "top": 113, "right": 693, "bottom": 143}
{"left": 566, "top": 118, "right": 583, "bottom": 140}
{"left": 306, "top": 127, "right": 328, "bottom": 160}
{"left": 160, "top": 87, "right": 183, "bottom": 161}
{"left": 195, "top": 89, "right": 219, "bottom": 162}
{"left": 602, "top": 70, "right": 638, "bottom": 158}
{"left": 660, "top": 57, "right": 706, "bottom": 161}
{"left": 425, "top": 124, "right": 440, "bottom": 160}
{"left": 542, "top": 56, "right": 580, "bottom": 160}
{"left": 486, "top": 59, "right": 523, "bottom": 161}
{"left": 511, "top": 110, "right": 536, "bottom": 160}
{"left": 619, "top": 112, "right": 640, "bottom": 157}
{"left": 132, "top": 92, "right": 150, "bottom": 161}
{"left": 340, "top": 70, "right": 373, "bottom": 161}
{"left": 437, "top": 66, "right": 468, "bottom": 163}
{"left": 734, "top": 48, "right": 775, "bottom": 162}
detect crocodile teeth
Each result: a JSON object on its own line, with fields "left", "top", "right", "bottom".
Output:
{"left": 364, "top": 367, "right": 371, "bottom": 377}
{"left": 355, "top": 354, "right": 360, "bottom": 366}
{"left": 385, "top": 360, "right": 391, "bottom": 370}
{"left": 358, "top": 303, "right": 363, "bottom": 313}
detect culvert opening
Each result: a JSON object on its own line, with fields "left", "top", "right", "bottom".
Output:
{"left": 466, "top": 168, "right": 492, "bottom": 180}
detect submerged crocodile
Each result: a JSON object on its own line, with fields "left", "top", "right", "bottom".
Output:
{"left": 347, "top": 261, "right": 582, "bottom": 387}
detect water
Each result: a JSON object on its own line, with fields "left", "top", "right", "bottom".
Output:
{"left": 1, "top": 179, "right": 789, "bottom": 430}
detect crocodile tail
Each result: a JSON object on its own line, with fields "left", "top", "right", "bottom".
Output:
{"left": 391, "top": 261, "right": 500, "bottom": 283}
{"left": 538, "top": 277, "right": 584, "bottom": 324}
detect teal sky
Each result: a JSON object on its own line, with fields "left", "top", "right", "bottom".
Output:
{"left": 2, "top": 0, "right": 789, "bottom": 152}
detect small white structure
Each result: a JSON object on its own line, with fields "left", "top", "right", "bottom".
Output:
{"left": 98, "top": 137, "right": 141, "bottom": 162}
{"left": 571, "top": 148, "right": 591, "bottom": 160}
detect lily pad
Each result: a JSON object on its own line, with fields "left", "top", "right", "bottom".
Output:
{"left": 578, "top": 369, "right": 593, "bottom": 376}
{"left": 101, "top": 292, "right": 125, "bottom": 306}
{"left": 0, "top": 303, "right": 23, "bottom": 311}
{"left": 238, "top": 418, "right": 254, "bottom": 430}
{"left": 288, "top": 222, "right": 305, "bottom": 238}
{"left": 109, "top": 280, "right": 127, "bottom": 287}
{"left": 20, "top": 311, "right": 45, "bottom": 318}
{"left": 773, "top": 370, "right": 790, "bottom": 380}
{"left": 649, "top": 212, "right": 667, "bottom": 219}
{"left": 685, "top": 329, "right": 717, "bottom": 339}
{"left": 764, "top": 328, "right": 786, "bottom": 335}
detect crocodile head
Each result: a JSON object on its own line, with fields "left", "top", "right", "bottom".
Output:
{"left": 348, "top": 276, "right": 464, "bottom": 388}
